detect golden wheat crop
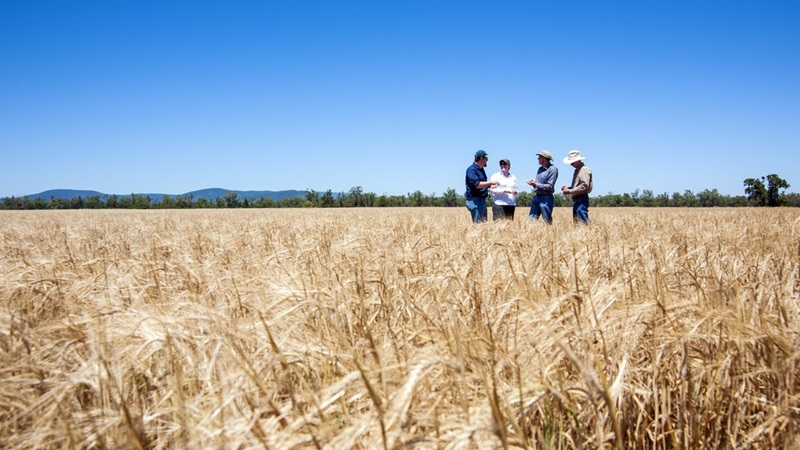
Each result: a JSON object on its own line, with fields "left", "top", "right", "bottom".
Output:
{"left": 1, "top": 207, "right": 799, "bottom": 449}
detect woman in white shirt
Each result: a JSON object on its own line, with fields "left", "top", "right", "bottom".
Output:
{"left": 489, "top": 159, "right": 519, "bottom": 220}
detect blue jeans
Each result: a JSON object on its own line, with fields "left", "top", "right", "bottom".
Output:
{"left": 466, "top": 197, "right": 488, "bottom": 223}
{"left": 529, "top": 194, "right": 554, "bottom": 225}
{"left": 572, "top": 194, "right": 589, "bottom": 224}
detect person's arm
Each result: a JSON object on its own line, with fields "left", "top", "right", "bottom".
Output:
{"left": 527, "top": 169, "right": 540, "bottom": 190}
{"left": 488, "top": 174, "right": 501, "bottom": 194}
{"left": 467, "top": 167, "right": 498, "bottom": 191}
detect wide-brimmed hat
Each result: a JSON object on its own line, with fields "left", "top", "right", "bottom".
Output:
{"left": 475, "top": 149, "right": 489, "bottom": 158}
{"left": 536, "top": 150, "right": 553, "bottom": 160}
{"left": 563, "top": 150, "right": 586, "bottom": 164}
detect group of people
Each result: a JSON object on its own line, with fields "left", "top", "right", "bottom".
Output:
{"left": 464, "top": 149, "right": 593, "bottom": 224}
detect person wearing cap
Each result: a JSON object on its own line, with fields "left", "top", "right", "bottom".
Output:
{"left": 561, "top": 150, "right": 593, "bottom": 224}
{"left": 526, "top": 150, "right": 559, "bottom": 225}
{"left": 489, "top": 159, "right": 519, "bottom": 220}
{"left": 464, "top": 149, "right": 499, "bottom": 223}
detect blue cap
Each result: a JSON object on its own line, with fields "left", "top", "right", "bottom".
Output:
{"left": 475, "top": 149, "right": 489, "bottom": 158}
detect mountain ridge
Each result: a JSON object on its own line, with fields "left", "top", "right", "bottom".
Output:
{"left": 16, "top": 188, "right": 306, "bottom": 202}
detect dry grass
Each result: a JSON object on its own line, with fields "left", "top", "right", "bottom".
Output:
{"left": 1, "top": 207, "right": 799, "bottom": 449}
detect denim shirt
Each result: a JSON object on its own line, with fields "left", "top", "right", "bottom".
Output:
{"left": 534, "top": 164, "right": 558, "bottom": 195}
{"left": 465, "top": 162, "right": 488, "bottom": 198}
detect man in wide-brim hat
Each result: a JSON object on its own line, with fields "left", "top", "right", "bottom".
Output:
{"left": 561, "top": 150, "right": 593, "bottom": 224}
{"left": 526, "top": 150, "right": 559, "bottom": 225}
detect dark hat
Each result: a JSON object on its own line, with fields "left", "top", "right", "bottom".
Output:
{"left": 499, "top": 159, "right": 510, "bottom": 166}
{"left": 474, "top": 149, "right": 489, "bottom": 158}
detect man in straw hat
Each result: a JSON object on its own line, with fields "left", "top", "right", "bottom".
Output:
{"left": 465, "top": 149, "right": 500, "bottom": 223}
{"left": 561, "top": 150, "right": 593, "bottom": 224}
{"left": 526, "top": 150, "right": 559, "bottom": 224}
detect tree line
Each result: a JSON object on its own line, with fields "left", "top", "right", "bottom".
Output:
{"left": 2, "top": 174, "right": 796, "bottom": 210}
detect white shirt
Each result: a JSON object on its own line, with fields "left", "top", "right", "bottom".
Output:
{"left": 489, "top": 171, "right": 518, "bottom": 206}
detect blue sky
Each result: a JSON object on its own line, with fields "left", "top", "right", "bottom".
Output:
{"left": 2, "top": 0, "right": 799, "bottom": 198}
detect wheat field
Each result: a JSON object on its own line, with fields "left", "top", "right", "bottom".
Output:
{"left": 1, "top": 207, "right": 798, "bottom": 449}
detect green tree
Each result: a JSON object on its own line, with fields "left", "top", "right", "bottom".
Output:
{"left": 765, "top": 174, "right": 790, "bottom": 206}
{"left": 130, "top": 194, "right": 151, "bottom": 209}
{"left": 343, "top": 186, "right": 365, "bottom": 207}
{"left": 252, "top": 197, "right": 275, "bottom": 208}
{"left": 517, "top": 191, "right": 531, "bottom": 208}
{"left": 279, "top": 197, "right": 304, "bottom": 208}
{"left": 555, "top": 193, "right": 572, "bottom": 207}
{"left": 1, "top": 197, "right": 19, "bottom": 209}
{"left": 50, "top": 197, "right": 68, "bottom": 209}
{"left": 697, "top": 189, "right": 724, "bottom": 207}
{"left": 743, "top": 177, "right": 768, "bottom": 206}
{"left": 305, "top": 189, "right": 320, "bottom": 207}
{"left": 728, "top": 195, "right": 748, "bottom": 207}
{"left": 682, "top": 190, "right": 698, "bottom": 207}
{"left": 223, "top": 192, "right": 240, "bottom": 208}
{"left": 620, "top": 193, "right": 636, "bottom": 207}
{"left": 408, "top": 190, "right": 424, "bottom": 207}
{"left": 655, "top": 192, "right": 671, "bottom": 207}
{"left": 175, "top": 194, "right": 193, "bottom": 208}
{"left": 29, "top": 197, "right": 47, "bottom": 209}
{"left": 377, "top": 195, "right": 390, "bottom": 207}
{"left": 320, "top": 190, "right": 336, "bottom": 208}
{"left": 85, "top": 195, "right": 103, "bottom": 209}
{"left": 161, "top": 195, "right": 176, "bottom": 209}
{"left": 744, "top": 174, "right": 790, "bottom": 207}
{"left": 388, "top": 195, "right": 407, "bottom": 207}
{"left": 363, "top": 192, "right": 377, "bottom": 207}
{"left": 441, "top": 188, "right": 459, "bottom": 207}
{"left": 640, "top": 189, "right": 654, "bottom": 207}
{"left": 784, "top": 193, "right": 800, "bottom": 207}
{"left": 117, "top": 196, "right": 133, "bottom": 209}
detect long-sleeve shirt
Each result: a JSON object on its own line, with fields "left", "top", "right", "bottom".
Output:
{"left": 534, "top": 164, "right": 558, "bottom": 195}
{"left": 568, "top": 164, "right": 593, "bottom": 197}
{"left": 489, "top": 171, "right": 518, "bottom": 205}
{"left": 465, "top": 162, "right": 489, "bottom": 198}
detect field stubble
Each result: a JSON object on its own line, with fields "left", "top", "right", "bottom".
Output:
{"left": 1, "top": 207, "right": 799, "bottom": 449}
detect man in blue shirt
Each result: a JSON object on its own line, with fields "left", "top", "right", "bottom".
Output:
{"left": 527, "top": 150, "right": 559, "bottom": 225}
{"left": 465, "top": 150, "right": 499, "bottom": 223}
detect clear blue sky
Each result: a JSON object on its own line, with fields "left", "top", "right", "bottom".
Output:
{"left": 2, "top": 0, "right": 799, "bottom": 198}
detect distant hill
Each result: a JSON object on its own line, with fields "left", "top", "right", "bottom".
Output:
{"left": 20, "top": 188, "right": 306, "bottom": 202}
{"left": 184, "top": 188, "right": 306, "bottom": 201}
{"left": 23, "top": 189, "right": 110, "bottom": 201}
